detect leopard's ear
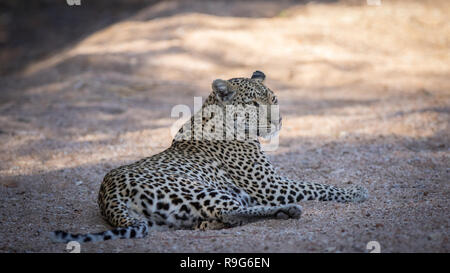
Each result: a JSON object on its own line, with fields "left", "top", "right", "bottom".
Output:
{"left": 212, "top": 79, "right": 236, "bottom": 102}
{"left": 251, "top": 70, "right": 265, "bottom": 82}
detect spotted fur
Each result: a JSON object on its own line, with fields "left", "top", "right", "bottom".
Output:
{"left": 52, "top": 71, "right": 368, "bottom": 243}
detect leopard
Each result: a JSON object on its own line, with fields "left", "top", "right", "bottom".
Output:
{"left": 52, "top": 70, "right": 368, "bottom": 243}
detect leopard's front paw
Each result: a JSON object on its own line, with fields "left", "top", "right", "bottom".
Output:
{"left": 275, "top": 204, "right": 302, "bottom": 219}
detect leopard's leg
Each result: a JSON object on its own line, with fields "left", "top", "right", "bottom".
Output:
{"left": 195, "top": 203, "right": 302, "bottom": 230}
{"left": 232, "top": 148, "right": 368, "bottom": 205}
{"left": 282, "top": 178, "right": 369, "bottom": 203}
{"left": 252, "top": 175, "right": 368, "bottom": 206}
{"left": 220, "top": 204, "right": 302, "bottom": 224}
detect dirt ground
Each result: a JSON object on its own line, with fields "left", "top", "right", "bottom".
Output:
{"left": 0, "top": 0, "right": 449, "bottom": 253}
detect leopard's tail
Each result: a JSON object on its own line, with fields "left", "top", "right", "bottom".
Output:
{"left": 50, "top": 220, "right": 148, "bottom": 243}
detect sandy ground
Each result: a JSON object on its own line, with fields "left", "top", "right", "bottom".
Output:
{"left": 0, "top": 0, "right": 449, "bottom": 253}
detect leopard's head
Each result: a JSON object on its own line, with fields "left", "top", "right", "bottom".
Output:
{"left": 206, "top": 70, "right": 282, "bottom": 139}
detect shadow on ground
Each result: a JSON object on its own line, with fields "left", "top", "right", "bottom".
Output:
{"left": 0, "top": 0, "right": 449, "bottom": 252}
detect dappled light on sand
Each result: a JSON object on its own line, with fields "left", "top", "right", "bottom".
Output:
{"left": 0, "top": 0, "right": 448, "bottom": 252}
